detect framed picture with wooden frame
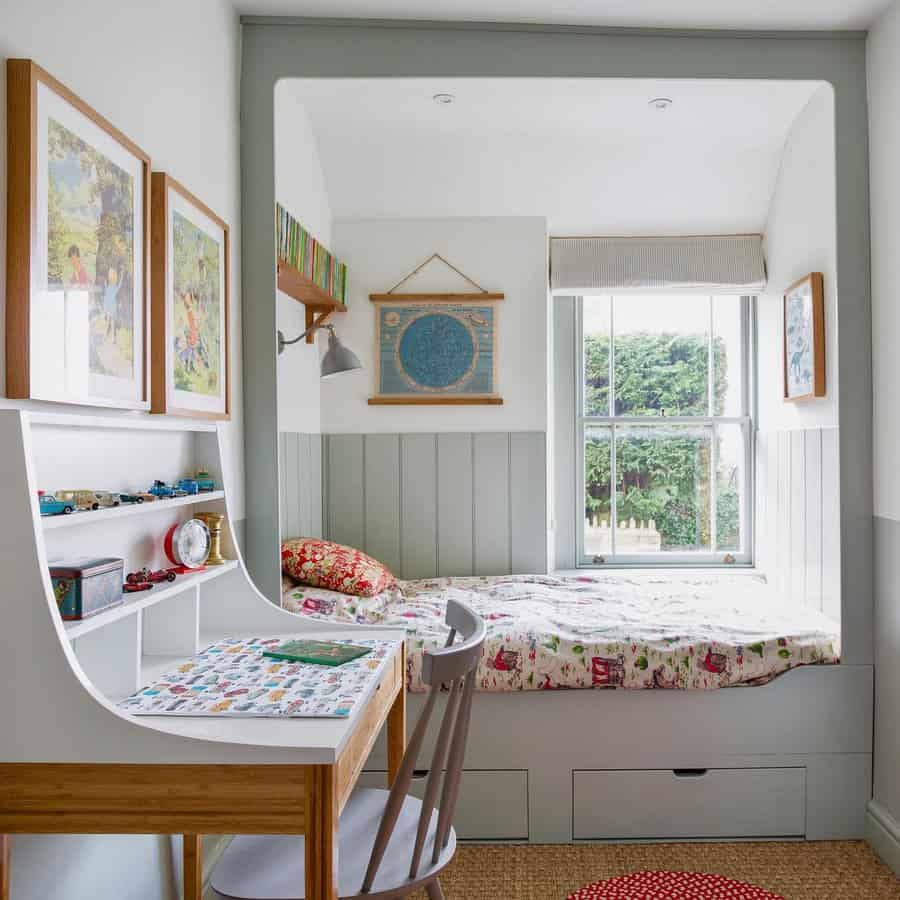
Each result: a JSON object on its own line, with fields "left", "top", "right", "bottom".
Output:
{"left": 783, "top": 271, "right": 826, "bottom": 401}
{"left": 6, "top": 59, "right": 151, "bottom": 409}
{"left": 150, "top": 173, "right": 230, "bottom": 419}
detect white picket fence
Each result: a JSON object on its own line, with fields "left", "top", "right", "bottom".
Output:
{"left": 585, "top": 517, "right": 662, "bottom": 554}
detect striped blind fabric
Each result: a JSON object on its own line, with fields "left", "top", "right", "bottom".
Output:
{"left": 550, "top": 235, "right": 766, "bottom": 293}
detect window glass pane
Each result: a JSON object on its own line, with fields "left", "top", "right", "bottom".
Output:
{"left": 715, "top": 424, "right": 744, "bottom": 552}
{"left": 583, "top": 296, "right": 611, "bottom": 416}
{"left": 584, "top": 426, "right": 612, "bottom": 557}
{"left": 613, "top": 295, "right": 710, "bottom": 416}
{"left": 712, "top": 296, "right": 743, "bottom": 417}
{"left": 615, "top": 425, "right": 711, "bottom": 553}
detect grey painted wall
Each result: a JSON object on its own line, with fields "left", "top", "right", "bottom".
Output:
{"left": 874, "top": 517, "right": 900, "bottom": 834}
{"left": 320, "top": 432, "right": 548, "bottom": 579}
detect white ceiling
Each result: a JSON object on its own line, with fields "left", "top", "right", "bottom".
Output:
{"left": 240, "top": 0, "right": 890, "bottom": 31}
{"left": 280, "top": 78, "right": 824, "bottom": 235}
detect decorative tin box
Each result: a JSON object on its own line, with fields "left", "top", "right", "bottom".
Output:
{"left": 49, "top": 557, "right": 124, "bottom": 620}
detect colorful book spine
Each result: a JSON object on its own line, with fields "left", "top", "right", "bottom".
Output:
{"left": 275, "top": 203, "right": 347, "bottom": 305}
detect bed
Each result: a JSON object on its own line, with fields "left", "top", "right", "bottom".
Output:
{"left": 280, "top": 569, "right": 866, "bottom": 843}
{"left": 280, "top": 571, "right": 840, "bottom": 692}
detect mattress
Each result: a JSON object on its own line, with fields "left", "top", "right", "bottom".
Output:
{"left": 280, "top": 572, "right": 840, "bottom": 692}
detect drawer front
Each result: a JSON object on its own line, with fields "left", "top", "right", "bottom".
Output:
{"left": 573, "top": 768, "right": 805, "bottom": 840}
{"left": 359, "top": 769, "right": 528, "bottom": 840}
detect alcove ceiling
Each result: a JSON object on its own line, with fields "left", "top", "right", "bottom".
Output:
{"left": 277, "top": 77, "right": 825, "bottom": 235}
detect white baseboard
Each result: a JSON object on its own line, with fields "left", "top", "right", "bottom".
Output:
{"left": 866, "top": 800, "right": 900, "bottom": 877}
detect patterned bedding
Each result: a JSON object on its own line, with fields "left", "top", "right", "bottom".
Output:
{"left": 281, "top": 572, "right": 840, "bottom": 692}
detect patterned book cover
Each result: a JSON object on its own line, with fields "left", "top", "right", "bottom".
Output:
{"left": 118, "top": 636, "right": 396, "bottom": 718}
{"left": 262, "top": 639, "right": 372, "bottom": 666}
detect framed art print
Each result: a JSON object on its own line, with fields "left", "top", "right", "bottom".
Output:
{"left": 6, "top": 59, "right": 150, "bottom": 408}
{"left": 151, "top": 173, "right": 230, "bottom": 419}
{"left": 783, "top": 272, "right": 825, "bottom": 401}
{"left": 368, "top": 295, "right": 504, "bottom": 405}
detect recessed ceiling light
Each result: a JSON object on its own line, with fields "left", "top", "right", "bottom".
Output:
{"left": 432, "top": 93, "right": 456, "bottom": 105}
{"left": 649, "top": 97, "right": 674, "bottom": 110}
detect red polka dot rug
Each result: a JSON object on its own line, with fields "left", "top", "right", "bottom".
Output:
{"left": 567, "top": 871, "right": 785, "bottom": 899}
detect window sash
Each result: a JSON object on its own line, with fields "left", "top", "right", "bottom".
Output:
{"left": 575, "top": 295, "right": 755, "bottom": 567}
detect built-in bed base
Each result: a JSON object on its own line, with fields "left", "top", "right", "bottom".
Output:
{"left": 364, "top": 663, "right": 873, "bottom": 843}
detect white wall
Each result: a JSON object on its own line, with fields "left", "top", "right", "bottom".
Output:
{"left": 324, "top": 216, "right": 549, "bottom": 433}
{"left": 274, "top": 83, "right": 332, "bottom": 433}
{"left": 867, "top": 0, "right": 900, "bottom": 862}
{"left": 758, "top": 84, "right": 838, "bottom": 432}
{"left": 0, "top": 2, "right": 241, "bottom": 898}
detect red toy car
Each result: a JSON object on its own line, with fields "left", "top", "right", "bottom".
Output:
{"left": 125, "top": 567, "right": 177, "bottom": 586}
{"left": 123, "top": 582, "right": 153, "bottom": 594}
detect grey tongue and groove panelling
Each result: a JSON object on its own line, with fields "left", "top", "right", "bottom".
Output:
{"left": 312, "top": 432, "right": 549, "bottom": 579}
{"left": 278, "top": 432, "right": 323, "bottom": 541}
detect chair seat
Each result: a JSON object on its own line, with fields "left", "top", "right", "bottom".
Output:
{"left": 210, "top": 787, "right": 458, "bottom": 899}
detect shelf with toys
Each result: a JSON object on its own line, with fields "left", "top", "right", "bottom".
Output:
{"left": 63, "top": 560, "right": 238, "bottom": 639}
{"left": 42, "top": 489, "right": 226, "bottom": 530}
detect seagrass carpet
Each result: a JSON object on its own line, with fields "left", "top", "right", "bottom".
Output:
{"left": 410, "top": 841, "right": 900, "bottom": 899}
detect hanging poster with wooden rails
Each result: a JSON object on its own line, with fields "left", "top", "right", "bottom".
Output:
{"left": 369, "top": 254, "right": 504, "bottom": 405}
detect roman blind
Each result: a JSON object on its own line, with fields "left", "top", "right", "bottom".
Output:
{"left": 550, "top": 234, "right": 766, "bottom": 293}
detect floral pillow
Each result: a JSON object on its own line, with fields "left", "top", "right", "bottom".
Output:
{"left": 281, "top": 538, "right": 396, "bottom": 598}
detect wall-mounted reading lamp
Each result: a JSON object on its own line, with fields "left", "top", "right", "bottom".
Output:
{"left": 277, "top": 323, "right": 363, "bottom": 378}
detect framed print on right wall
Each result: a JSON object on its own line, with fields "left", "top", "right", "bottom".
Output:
{"left": 783, "top": 271, "right": 825, "bottom": 402}
{"left": 150, "top": 173, "right": 230, "bottom": 419}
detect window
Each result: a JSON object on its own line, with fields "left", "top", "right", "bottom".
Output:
{"left": 577, "top": 294, "right": 754, "bottom": 565}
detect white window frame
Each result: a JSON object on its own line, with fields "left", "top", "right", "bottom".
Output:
{"left": 575, "top": 294, "right": 756, "bottom": 568}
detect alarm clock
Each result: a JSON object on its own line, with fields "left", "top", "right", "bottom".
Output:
{"left": 164, "top": 518, "right": 211, "bottom": 569}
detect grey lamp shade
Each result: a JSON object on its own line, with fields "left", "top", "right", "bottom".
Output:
{"left": 321, "top": 329, "right": 363, "bottom": 379}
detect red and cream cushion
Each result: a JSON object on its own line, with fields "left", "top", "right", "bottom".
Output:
{"left": 281, "top": 538, "right": 396, "bottom": 598}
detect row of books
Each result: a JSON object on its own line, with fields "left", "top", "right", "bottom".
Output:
{"left": 276, "top": 203, "right": 347, "bottom": 303}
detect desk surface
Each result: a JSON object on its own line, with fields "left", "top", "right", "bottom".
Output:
{"left": 94, "top": 629, "right": 403, "bottom": 764}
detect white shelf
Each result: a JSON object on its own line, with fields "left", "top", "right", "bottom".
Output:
{"left": 43, "top": 491, "right": 226, "bottom": 530}
{"left": 27, "top": 410, "right": 219, "bottom": 432}
{"left": 64, "top": 560, "right": 238, "bottom": 639}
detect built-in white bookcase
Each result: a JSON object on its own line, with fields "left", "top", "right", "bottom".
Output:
{"left": 26, "top": 412, "right": 239, "bottom": 703}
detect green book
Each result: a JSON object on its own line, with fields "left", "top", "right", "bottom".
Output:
{"left": 262, "top": 640, "right": 372, "bottom": 666}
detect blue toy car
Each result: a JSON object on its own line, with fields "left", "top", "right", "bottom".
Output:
{"left": 39, "top": 493, "right": 75, "bottom": 516}
{"left": 176, "top": 479, "right": 200, "bottom": 496}
{"left": 149, "top": 480, "right": 176, "bottom": 499}
{"left": 195, "top": 469, "right": 216, "bottom": 492}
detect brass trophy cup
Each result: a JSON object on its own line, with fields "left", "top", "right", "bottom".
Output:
{"left": 195, "top": 512, "right": 227, "bottom": 566}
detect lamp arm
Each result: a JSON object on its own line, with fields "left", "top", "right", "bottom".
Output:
{"left": 277, "top": 323, "right": 334, "bottom": 354}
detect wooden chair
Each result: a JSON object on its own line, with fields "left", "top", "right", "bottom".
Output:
{"left": 211, "top": 598, "right": 487, "bottom": 899}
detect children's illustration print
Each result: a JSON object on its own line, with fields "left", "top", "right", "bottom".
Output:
{"left": 119, "top": 637, "right": 395, "bottom": 718}
{"left": 47, "top": 117, "right": 135, "bottom": 380}
{"left": 172, "top": 210, "right": 221, "bottom": 397}
{"left": 282, "top": 573, "right": 840, "bottom": 693}
{"left": 785, "top": 281, "right": 814, "bottom": 397}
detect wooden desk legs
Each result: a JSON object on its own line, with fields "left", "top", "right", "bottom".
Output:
{"left": 1, "top": 835, "right": 10, "bottom": 900}
{"left": 306, "top": 765, "right": 339, "bottom": 900}
{"left": 387, "top": 645, "right": 407, "bottom": 788}
{"left": 183, "top": 834, "right": 202, "bottom": 900}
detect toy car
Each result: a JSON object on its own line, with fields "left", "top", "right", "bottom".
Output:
{"left": 123, "top": 582, "right": 153, "bottom": 593}
{"left": 55, "top": 490, "right": 100, "bottom": 511}
{"left": 126, "top": 567, "right": 177, "bottom": 585}
{"left": 176, "top": 478, "right": 200, "bottom": 495}
{"left": 38, "top": 493, "right": 74, "bottom": 516}
{"left": 195, "top": 470, "right": 216, "bottom": 492}
{"left": 148, "top": 480, "right": 176, "bottom": 499}
{"left": 118, "top": 493, "right": 146, "bottom": 504}
{"left": 93, "top": 491, "right": 121, "bottom": 508}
